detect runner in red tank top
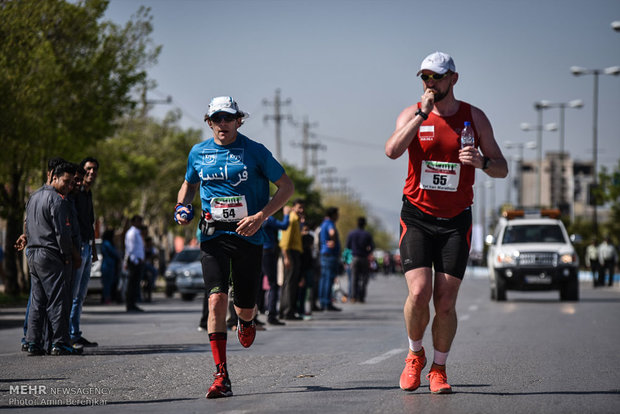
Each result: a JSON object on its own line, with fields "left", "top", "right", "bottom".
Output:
{"left": 385, "top": 51, "right": 507, "bottom": 394}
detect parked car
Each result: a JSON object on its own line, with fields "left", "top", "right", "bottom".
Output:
{"left": 174, "top": 260, "right": 204, "bottom": 301}
{"left": 87, "top": 239, "right": 103, "bottom": 294}
{"left": 486, "top": 209, "right": 579, "bottom": 301}
{"left": 164, "top": 247, "right": 201, "bottom": 298}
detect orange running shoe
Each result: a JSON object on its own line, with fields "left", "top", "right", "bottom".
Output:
{"left": 206, "top": 371, "right": 233, "bottom": 399}
{"left": 427, "top": 366, "right": 452, "bottom": 394}
{"left": 237, "top": 319, "right": 256, "bottom": 348}
{"left": 399, "top": 347, "right": 427, "bottom": 391}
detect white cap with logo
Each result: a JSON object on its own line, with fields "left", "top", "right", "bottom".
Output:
{"left": 416, "top": 52, "right": 456, "bottom": 76}
{"left": 206, "top": 96, "right": 249, "bottom": 119}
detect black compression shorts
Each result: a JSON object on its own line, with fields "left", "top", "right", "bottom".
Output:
{"left": 201, "top": 234, "right": 263, "bottom": 309}
{"left": 399, "top": 197, "right": 472, "bottom": 280}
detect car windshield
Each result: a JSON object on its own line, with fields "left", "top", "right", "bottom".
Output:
{"left": 173, "top": 249, "right": 201, "bottom": 263}
{"left": 502, "top": 224, "right": 566, "bottom": 244}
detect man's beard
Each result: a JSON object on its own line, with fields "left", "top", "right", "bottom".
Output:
{"left": 432, "top": 85, "right": 451, "bottom": 103}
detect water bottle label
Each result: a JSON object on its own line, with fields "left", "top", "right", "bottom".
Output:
{"left": 461, "top": 136, "right": 475, "bottom": 148}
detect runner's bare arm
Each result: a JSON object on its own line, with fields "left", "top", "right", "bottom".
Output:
{"left": 236, "top": 173, "right": 294, "bottom": 237}
{"left": 175, "top": 180, "right": 199, "bottom": 225}
{"left": 385, "top": 106, "right": 423, "bottom": 159}
{"left": 471, "top": 106, "right": 508, "bottom": 178}
{"left": 386, "top": 91, "right": 435, "bottom": 159}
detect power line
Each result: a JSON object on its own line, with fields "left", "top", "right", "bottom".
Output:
{"left": 314, "top": 133, "right": 382, "bottom": 150}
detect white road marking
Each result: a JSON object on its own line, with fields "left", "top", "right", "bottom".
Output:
{"left": 360, "top": 348, "right": 405, "bottom": 365}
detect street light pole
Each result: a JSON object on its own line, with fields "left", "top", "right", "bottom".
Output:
{"left": 570, "top": 65, "right": 620, "bottom": 237}
{"left": 535, "top": 99, "right": 583, "bottom": 213}
{"left": 505, "top": 140, "right": 536, "bottom": 207}
{"left": 521, "top": 105, "right": 557, "bottom": 208}
{"left": 535, "top": 103, "right": 543, "bottom": 207}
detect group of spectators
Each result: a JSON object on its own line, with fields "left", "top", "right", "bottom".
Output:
{"left": 15, "top": 156, "right": 160, "bottom": 356}
{"left": 585, "top": 236, "right": 618, "bottom": 287}
{"left": 16, "top": 157, "right": 99, "bottom": 356}
{"left": 255, "top": 200, "right": 376, "bottom": 327}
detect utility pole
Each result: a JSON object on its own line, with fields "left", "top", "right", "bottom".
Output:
{"left": 320, "top": 167, "right": 338, "bottom": 193}
{"left": 263, "top": 89, "right": 292, "bottom": 161}
{"left": 292, "top": 116, "right": 320, "bottom": 173}
{"left": 139, "top": 82, "right": 172, "bottom": 118}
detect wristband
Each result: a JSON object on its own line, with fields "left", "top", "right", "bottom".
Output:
{"left": 482, "top": 156, "right": 491, "bottom": 170}
{"left": 174, "top": 203, "right": 194, "bottom": 223}
{"left": 415, "top": 108, "right": 428, "bottom": 120}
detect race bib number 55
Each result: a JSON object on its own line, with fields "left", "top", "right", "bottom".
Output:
{"left": 419, "top": 160, "right": 460, "bottom": 192}
{"left": 210, "top": 196, "right": 248, "bottom": 222}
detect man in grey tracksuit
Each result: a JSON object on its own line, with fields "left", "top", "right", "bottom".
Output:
{"left": 25, "top": 162, "right": 80, "bottom": 355}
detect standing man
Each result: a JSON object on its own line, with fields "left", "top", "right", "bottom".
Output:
{"left": 262, "top": 205, "right": 291, "bottom": 325}
{"left": 278, "top": 199, "right": 304, "bottom": 321}
{"left": 70, "top": 157, "right": 99, "bottom": 348}
{"left": 24, "top": 162, "right": 82, "bottom": 355}
{"left": 598, "top": 236, "right": 618, "bottom": 287}
{"left": 124, "top": 215, "right": 145, "bottom": 312}
{"left": 174, "top": 96, "right": 294, "bottom": 399}
{"left": 346, "top": 217, "right": 375, "bottom": 303}
{"left": 585, "top": 238, "right": 600, "bottom": 287}
{"left": 318, "top": 207, "right": 342, "bottom": 311}
{"left": 385, "top": 51, "right": 507, "bottom": 394}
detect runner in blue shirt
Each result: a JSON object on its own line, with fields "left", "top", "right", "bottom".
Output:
{"left": 174, "top": 96, "right": 294, "bottom": 399}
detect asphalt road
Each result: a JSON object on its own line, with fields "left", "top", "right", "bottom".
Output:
{"left": 1, "top": 270, "right": 619, "bottom": 413}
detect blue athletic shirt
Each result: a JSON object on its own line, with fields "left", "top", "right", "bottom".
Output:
{"left": 185, "top": 133, "right": 285, "bottom": 245}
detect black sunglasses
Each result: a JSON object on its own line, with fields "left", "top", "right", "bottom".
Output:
{"left": 210, "top": 113, "right": 237, "bottom": 123}
{"left": 420, "top": 73, "right": 449, "bottom": 81}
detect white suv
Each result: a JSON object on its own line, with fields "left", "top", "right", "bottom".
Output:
{"left": 486, "top": 210, "right": 579, "bottom": 301}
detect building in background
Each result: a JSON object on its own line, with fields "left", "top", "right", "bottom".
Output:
{"left": 519, "top": 154, "right": 609, "bottom": 223}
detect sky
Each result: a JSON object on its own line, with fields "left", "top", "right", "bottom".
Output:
{"left": 105, "top": 0, "right": 620, "bottom": 242}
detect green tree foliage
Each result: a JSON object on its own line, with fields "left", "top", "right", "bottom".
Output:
{"left": 596, "top": 161, "right": 620, "bottom": 242}
{"left": 0, "top": 0, "right": 160, "bottom": 294}
{"left": 90, "top": 110, "right": 202, "bottom": 242}
{"left": 322, "top": 193, "right": 394, "bottom": 252}
{"left": 567, "top": 161, "right": 620, "bottom": 264}
{"left": 280, "top": 162, "right": 323, "bottom": 227}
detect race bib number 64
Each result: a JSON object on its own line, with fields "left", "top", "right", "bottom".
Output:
{"left": 210, "top": 196, "right": 248, "bottom": 222}
{"left": 419, "top": 160, "right": 461, "bottom": 192}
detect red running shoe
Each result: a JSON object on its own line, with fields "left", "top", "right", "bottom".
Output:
{"left": 427, "top": 366, "right": 452, "bottom": 394}
{"left": 399, "top": 347, "right": 427, "bottom": 391}
{"left": 237, "top": 320, "right": 256, "bottom": 348}
{"left": 206, "top": 371, "right": 233, "bottom": 399}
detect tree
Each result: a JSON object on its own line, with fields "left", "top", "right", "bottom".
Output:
{"left": 90, "top": 110, "right": 202, "bottom": 247}
{"left": 0, "top": 0, "right": 160, "bottom": 295}
{"left": 322, "top": 193, "right": 394, "bottom": 252}
{"left": 596, "top": 161, "right": 620, "bottom": 242}
{"left": 279, "top": 162, "right": 323, "bottom": 226}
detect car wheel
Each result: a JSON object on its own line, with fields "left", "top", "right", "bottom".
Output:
{"left": 494, "top": 273, "right": 507, "bottom": 301}
{"left": 181, "top": 293, "right": 196, "bottom": 301}
{"left": 560, "top": 278, "right": 579, "bottom": 301}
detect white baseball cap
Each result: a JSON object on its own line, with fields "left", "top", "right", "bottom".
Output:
{"left": 206, "top": 96, "right": 249, "bottom": 119}
{"left": 416, "top": 52, "right": 456, "bottom": 76}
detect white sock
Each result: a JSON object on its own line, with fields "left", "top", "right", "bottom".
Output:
{"left": 408, "top": 338, "right": 423, "bottom": 353}
{"left": 433, "top": 349, "right": 449, "bottom": 366}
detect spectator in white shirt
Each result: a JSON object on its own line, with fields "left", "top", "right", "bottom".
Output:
{"left": 124, "top": 215, "right": 145, "bottom": 312}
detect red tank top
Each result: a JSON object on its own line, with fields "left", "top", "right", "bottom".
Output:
{"left": 403, "top": 101, "right": 478, "bottom": 218}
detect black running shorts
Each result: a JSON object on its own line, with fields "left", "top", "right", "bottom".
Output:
{"left": 201, "top": 234, "right": 263, "bottom": 309}
{"left": 399, "top": 198, "right": 472, "bottom": 280}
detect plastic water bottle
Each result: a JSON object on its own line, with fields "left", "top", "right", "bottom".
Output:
{"left": 460, "top": 121, "right": 475, "bottom": 148}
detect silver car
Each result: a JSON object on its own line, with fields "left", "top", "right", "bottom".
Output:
{"left": 164, "top": 247, "right": 202, "bottom": 300}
